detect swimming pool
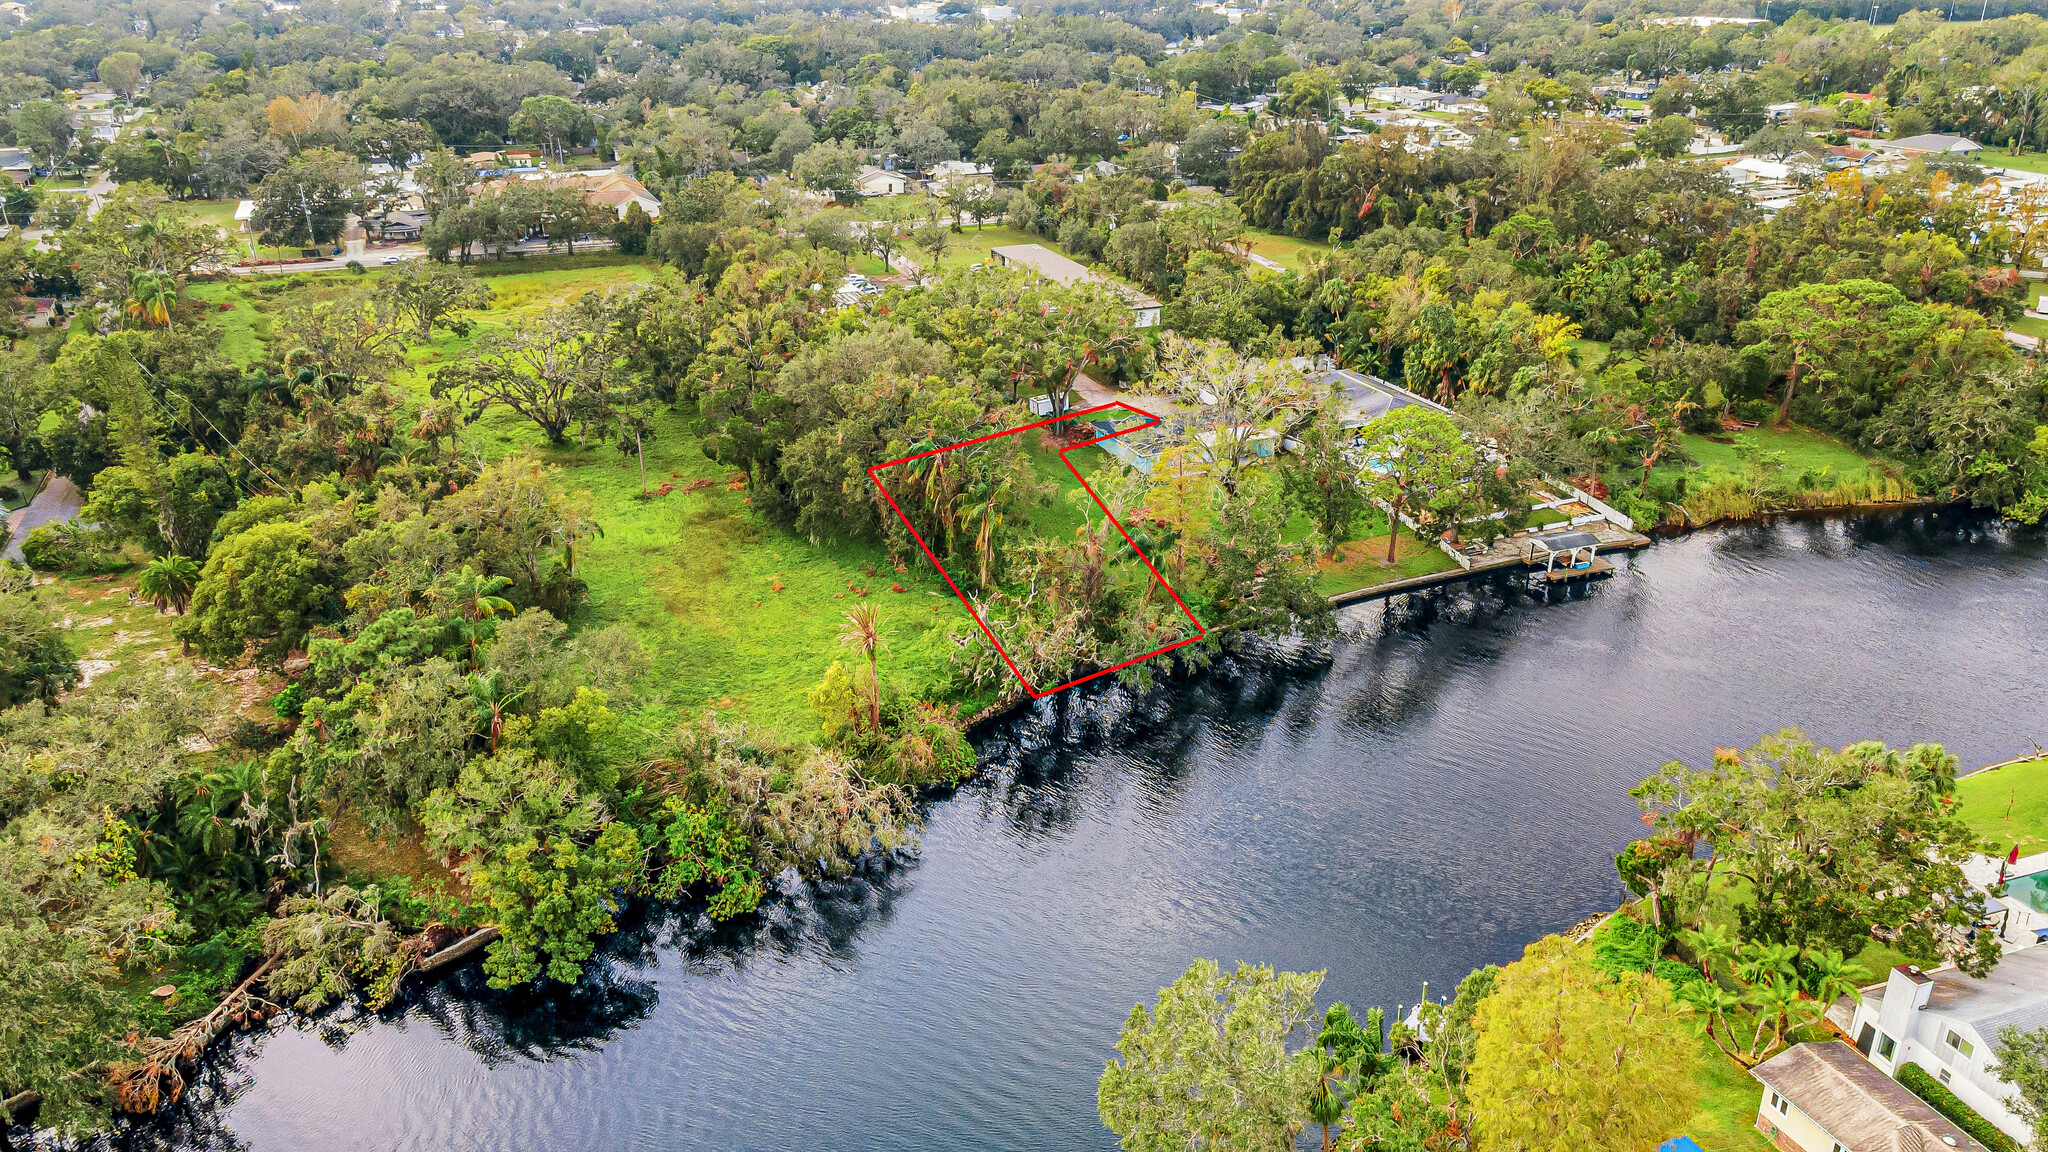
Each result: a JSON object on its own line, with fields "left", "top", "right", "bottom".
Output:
{"left": 2006, "top": 871, "right": 2048, "bottom": 915}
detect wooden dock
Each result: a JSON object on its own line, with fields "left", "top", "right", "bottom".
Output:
{"left": 1327, "top": 532, "right": 1648, "bottom": 606}
{"left": 1539, "top": 555, "right": 1615, "bottom": 582}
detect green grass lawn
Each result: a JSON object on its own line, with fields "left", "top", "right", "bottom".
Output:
{"left": 1682, "top": 1018, "right": 1774, "bottom": 1152}
{"left": 919, "top": 222, "right": 1043, "bottom": 276}
{"left": 2010, "top": 314, "right": 2048, "bottom": 340}
{"left": 1677, "top": 425, "right": 1878, "bottom": 480}
{"left": 1959, "top": 757, "right": 2048, "bottom": 856}
{"left": 1311, "top": 521, "right": 1461, "bottom": 595}
{"left": 1990, "top": 150, "right": 2048, "bottom": 176}
{"left": 174, "top": 198, "right": 243, "bottom": 239}
{"left": 1240, "top": 228, "right": 1330, "bottom": 272}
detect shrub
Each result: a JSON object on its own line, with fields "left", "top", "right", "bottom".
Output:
{"left": 19, "top": 520, "right": 122, "bottom": 573}
{"left": 1590, "top": 914, "right": 1663, "bottom": 978}
{"left": 345, "top": 259, "right": 365, "bottom": 274}
{"left": 1652, "top": 958, "right": 1706, "bottom": 991}
{"left": 1896, "top": 1063, "right": 2021, "bottom": 1152}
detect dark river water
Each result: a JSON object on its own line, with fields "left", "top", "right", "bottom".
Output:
{"left": 138, "top": 511, "right": 2048, "bottom": 1152}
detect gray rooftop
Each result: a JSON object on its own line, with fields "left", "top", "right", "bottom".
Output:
{"left": 1911, "top": 946, "right": 2048, "bottom": 1035}
{"left": 1314, "top": 367, "right": 1449, "bottom": 427}
{"left": 1883, "top": 132, "right": 1982, "bottom": 153}
{"left": 1531, "top": 531, "right": 1600, "bottom": 551}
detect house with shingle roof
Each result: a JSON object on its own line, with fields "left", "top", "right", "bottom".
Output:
{"left": 1752, "top": 1041, "right": 1984, "bottom": 1152}
{"left": 1846, "top": 955, "right": 2048, "bottom": 1145}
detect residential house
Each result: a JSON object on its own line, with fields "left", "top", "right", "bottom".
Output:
{"left": 1766, "top": 101, "right": 1805, "bottom": 121}
{"left": 926, "top": 159, "right": 993, "bottom": 193}
{"left": 0, "top": 3, "right": 27, "bottom": 21}
{"left": 988, "top": 243, "right": 1161, "bottom": 327}
{"left": 1847, "top": 955, "right": 2048, "bottom": 1145}
{"left": 0, "top": 148, "right": 33, "bottom": 184}
{"left": 855, "top": 165, "right": 910, "bottom": 196}
{"left": 1305, "top": 362, "right": 1450, "bottom": 431}
{"left": 1873, "top": 133, "right": 1984, "bottom": 156}
{"left": 885, "top": 2, "right": 942, "bottom": 21}
{"left": 1369, "top": 85, "right": 1444, "bottom": 110}
{"left": 481, "top": 168, "right": 660, "bottom": 220}
{"left": 978, "top": 5, "right": 1016, "bottom": 20}
{"left": 1751, "top": 1041, "right": 1984, "bottom": 1152}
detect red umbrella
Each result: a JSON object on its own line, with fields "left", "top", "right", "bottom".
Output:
{"left": 2013, "top": 844, "right": 2024, "bottom": 866}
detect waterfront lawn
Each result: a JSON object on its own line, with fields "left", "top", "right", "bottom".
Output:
{"left": 1677, "top": 425, "right": 1875, "bottom": 481}
{"left": 1958, "top": 757, "right": 2048, "bottom": 856}
{"left": 1312, "top": 521, "right": 1461, "bottom": 596}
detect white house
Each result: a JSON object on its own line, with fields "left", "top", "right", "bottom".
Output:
{"left": 854, "top": 165, "right": 909, "bottom": 196}
{"left": 926, "top": 159, "right": 993, "bottom": 192}
{"left": 1847, "top": 956, "right": 2048, "bottom": 1145}
{"left": 1751, "top": 1042, "right": 1982, "bottom": 1152}
{"left": 1369, "top": 85, "right": 1444, "bottom": 110}
{"left": 977, "top": 4, "right": 1016, "bottom": 20}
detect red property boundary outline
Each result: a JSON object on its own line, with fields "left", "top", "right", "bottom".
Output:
{"left": 866, "top": 400, "right": 1207, "bottom": 699}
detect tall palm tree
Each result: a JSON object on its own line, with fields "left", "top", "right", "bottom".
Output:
{"left": 138, "top": 555, "right": 201, "bottom": 615}
{"left": 838, "top": 603, "right": 884, "bottom": 732}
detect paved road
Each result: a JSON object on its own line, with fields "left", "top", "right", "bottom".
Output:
{"left": 3, "top": 474, "right": 83, "bottom": 561}
{"left": 222, "top": 236, "right": 618, "bottom": 275}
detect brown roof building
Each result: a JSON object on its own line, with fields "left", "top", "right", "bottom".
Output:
{"left": 1751, "top": 1041, "right": 1980, "bottom": 1152}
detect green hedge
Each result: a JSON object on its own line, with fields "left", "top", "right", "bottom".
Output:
{"left": 1896, "top": 1062, "right": 2022, "bottom": 1152}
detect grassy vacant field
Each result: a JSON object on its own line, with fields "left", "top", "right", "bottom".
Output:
{"left": 189, "top": 254, "right": 990, "bottom": 737}
{"left": 1677, "top": 425, "right": 1874, "bottom": 478}
{"left": 1241, "top": 228, "right": 1330, "bottom": 272}
{"left": 1990, "top": 151, "right": 2048, "bottom": 176}
{"left": 920, "top": 222, "right": 1041, "bottom": 276}
{"left": 1959, "top": 756, "right": 2048, "bottom": 856}
{"left": 173, "top": 198, "right": 243, "bottom": 239}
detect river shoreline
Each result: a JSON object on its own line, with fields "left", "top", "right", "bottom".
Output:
{"left": 44, "top": 508, "right": 2048, "bottom": 1152}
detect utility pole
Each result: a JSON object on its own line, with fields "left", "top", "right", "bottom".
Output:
{"left": 297, "top": 183, "right": 317, "bottom": 262}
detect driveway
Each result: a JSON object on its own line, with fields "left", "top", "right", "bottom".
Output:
{"left": 4, "top": 474, "right": 83, "bottom": 561}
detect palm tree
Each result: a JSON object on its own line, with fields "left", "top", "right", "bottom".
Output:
{"left": 434, "top": 567, "right": 515, "bottom": 667}
{"left": 124, "top": 269, "right": 177, "bottom": 329}
{"left": 1748, "top": 976, "right": 1810, "bottom": 1062}
{"left": 1692, "top": 983, "right": 1749, "bottom": 1065}
{"left": 467, "top": 669, "right": 528, "bottom": 754}
{"left": 138, "top": 555, "right": 201, "bottom": 615}
{"left": 838, "top": 603, "right": 884, "bottom": 732}
{"left": 1735, "top": 940, "right": 1800, "bottom": 987}
{"left": 1799, "top": 948, "right": 1872, "bottom": 1008}
{"left": 954, "top": 474, "right": 1019, "bottom": 588}
{"left": 1681, "top": 923, "right": 1740, "bottom": 980}
{"left": 1307, "top": 1004, "right": 1379, "bottom": 1152}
